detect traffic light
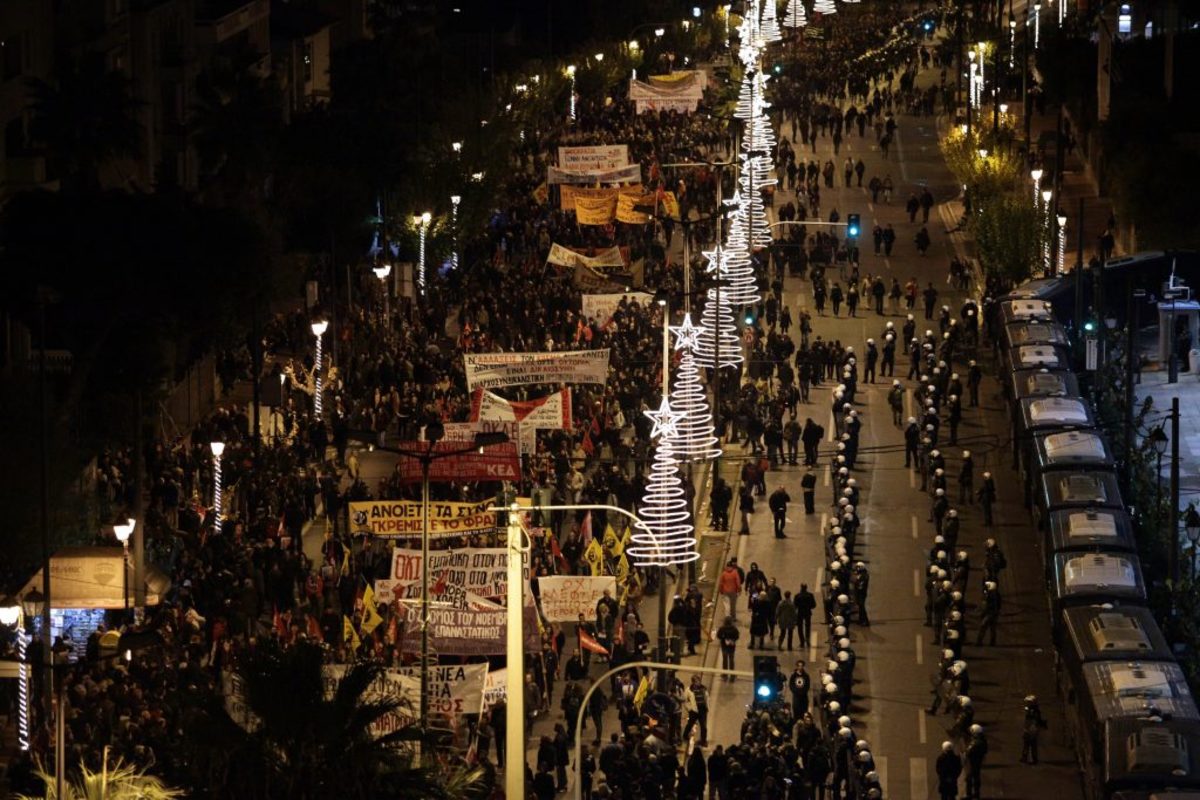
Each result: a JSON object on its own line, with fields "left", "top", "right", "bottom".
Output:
{"left": 847, "top": 213, "right": 861, "bottom": 239}
{"left": 773, "top": 63, "right": 783, "bottom": 75}
{"left": 923, "top": 19, "right": 934, "bottom": 33}
{"left": 1082, "top": 319, "right": 1096, "bottom": 333}
{"left": 753, "top": 655, "right": 783, "bottom": 705}
{"left": 744, "top": 311, "right": 755, "bottom": 326}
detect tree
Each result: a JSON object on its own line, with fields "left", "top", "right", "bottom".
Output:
{"left": 184, "top": 641, "right": 488, "bottom": 800}
{"left": 969, "top": 194, "right": 1045, "bottom": 290}
{"left": 15, "top": 754, "right": 183, "bottom": 800}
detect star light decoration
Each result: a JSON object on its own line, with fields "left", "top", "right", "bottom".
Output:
{"left": 667, "top": 315, "right": 721, "bottom": 462}
{"left": 785, "top": 0, "right": 808, "bottom": 28}
{"left": 629, "top": 397, "right": 700, "bottom": 566}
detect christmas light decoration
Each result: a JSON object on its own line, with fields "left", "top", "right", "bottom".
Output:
{"left": 718, "top": 201, "right": 764, "bottom": 308}
{"left": 210, "top": 441, "right": 225, "bottom": 533}
{"left": 761, "top": 0, "right": 783, "bottom": 43}
{"left": 668, "top": 315, "right": 721, "bottom": 462}
{"left": 695, "top": 247, "right": 743, "bottom": 369}
{"left": 629, "top": 398, "right": 699, "bottom": 566}
{"left": 814, "top": 0, "right": 837, "bottom": 15}
{"left": 784, "top": 0, "right": 808, "bottom": 28}
{"left": 310, "top": 319, "right": 328, "bottom": 417}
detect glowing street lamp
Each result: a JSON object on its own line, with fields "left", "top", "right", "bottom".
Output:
{"left": 566, "top": 65, "right": 577, "bottom": 121}
{"left": 594, "top": 52, "right": 604, "bottom": 62}
{"left": 654, "top": 27, "right": 665, "bottom": 37}
{"left": 209, "top": 441, "right": 225, "bottom": 533}
{"left": 0, "top": 596, "right": 30, "bottom": 751}
{"left": 113, "top": 518, "right": 135, "bottom": 611}
{"left": 450, "top": 195, "right": 461, "bottom": 270}
{"left": 1033, "top": 2, "right": 1042, "bottom": 48}
{"left": 1031, "top": 167, "right": 1043, "bottom": 207}
{"left": 310, "top": 319, "right": 328, "bottom": 416}
{"left": 1009, "top": 19, "right": 1016, "bottom": 68}
{"left": 628, "top": 39, "right": 640, "bottom": 51}
{"left": 451, "top": 141, "right": 462, "bottom": 155}
{"left": 1042, "top": 188, "right": 1054, "bottom": 274}
{"left": 1057, "top": 212, "right": 1068, "bottom": 274}
{"left": 414, "top": 212, "right": 431, "bottom": 293}
{"left": 692, "top": 5, "right": 702, "bottom": 17}
{"left": 373, "top": 263, "right": 392, "bottom": 319}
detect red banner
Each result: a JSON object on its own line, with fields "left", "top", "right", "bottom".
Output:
{"left": 392, "top": 441, "right": 521, "bottom": 483}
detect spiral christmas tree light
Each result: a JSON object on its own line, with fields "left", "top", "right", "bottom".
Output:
{"left": 720, "top": 199, "right": 764, "bottom": 308}
{"left": 785, "top": 0, "right": 808, "bottom": 27}
{"left": 814, "top": 0, "right": 837, "bottom": 15}
{"left": 668, "top": 315, "right": 721, "bottom": 462}
{"left": 761, "top": 0, "right": 783, "bottom": 43}
{"left": 629, "top": 397, "right": 699, "bottom": 566}
{"left": 695, "top": 247, "right": 744, "bottom": 369}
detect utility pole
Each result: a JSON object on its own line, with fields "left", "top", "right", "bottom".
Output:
{"left": 36, "top": 293, "right": 53, "bottom": 725}
{"left": 1074, "top": 197, "right": 1085, "bottom": 331}
{"left": 134, "top": 389, "right": 146, "bottom": 615}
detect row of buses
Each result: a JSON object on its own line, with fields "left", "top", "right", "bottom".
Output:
{"left": 995, "top": 291, "right": 1200, "bottom": 800}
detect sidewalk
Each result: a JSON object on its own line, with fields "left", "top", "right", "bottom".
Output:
{"left": 1134, "top": 369, "right": 1200, "bottom": 514}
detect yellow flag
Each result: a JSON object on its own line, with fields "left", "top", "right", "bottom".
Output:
{"left": 361, "top": 585, "right": 383, "bottom": 634}
{"left": 340, "top": 546, "right": 351, "bottom": 577}
{"left": 619, "top": 525, "right": 632, "bottom": 553}
{"left": 615, "top": 553, "right": 630, "bottom": 583}
{"left": 343, "top": 615, "right": 361, "bottom": 650}
{"left": 633, "top": 675, "right": 651, "bottom": 710}
{"left": 532, "top": 181, "right": 549, "bottom": 205}
{"left": 584, "top": 539, "right": 604, "bottom": 576}
{"left": 603, "top": 524, "right": 622, "bottom": 557}
{"left": 660, "top": 191, "right": 680, "bottom": 220}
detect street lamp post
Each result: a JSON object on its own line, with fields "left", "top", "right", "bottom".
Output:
{"left": 414, "top": 213, "right": 431, "bottom": 294}
{"left": 209, "top": 442, "right": 225, "bottom": 533}
{"left": 364, "top": 428, "right": 510, "bottom": 734}
{"left": 1057, "top": 212, "right": 1068, "bottom": 275}
{"left": 1042, "top": 189, "right": 1054, "bottom": 275}
{"left": 113, "top": 519, "right": 135, "bottom": 613}
{"left": 566, "top": 65, "right": 577, "bottom": 121}
{"left": 372, "top": 263, "right": 392, "bottom": 321}
{"left": 1149, "top": 425, "right": 1168, "bottom": 511}
{"left": 0, "top": 596, "right": 30, "bottom": 751}
{"left": 310, "top": 319, "right": 328, "bottom": 417}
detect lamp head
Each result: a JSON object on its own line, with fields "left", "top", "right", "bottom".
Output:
{"left": 373, "top": 264, "right": 392, "bottom": 281}
{"left": 1057, "top": 214, "right": 1067, "bottom": 227}
{"left": 0, "top": 596, "right": 19, "bottom": 626}
{"left": 654, "top": 27, "right": 665, "bottom": 37}
{"left": 566, "top": 64, "right": 576, "bottom": 76}
{"left": 420, "top": 212, "right": 432, "bottom": 226}
{"left": 114, "top": 518, "right": 136, "bottom": 544}
{"left": 629, "top": 40, "right": 639, "bottom": 51}
{"left": 210, "top": 441, "right": 226, "bottom": 458}
{"left": 451, "top": 194, "right": 462, "bottom": 206}
{"left": 1042, "top": 189, "right": 1053, "bottom": 203}
{"left": 310, "top": 319, "right": 329, "bottom": 337}
{"left": 1031, "top": 168, "right": 1043, "bottom": 181}
{"left": 451, "top": 141, "right": 463, "bottom": 153}
{"left": 594, "top": 52, "right": 604, "bottom": 61}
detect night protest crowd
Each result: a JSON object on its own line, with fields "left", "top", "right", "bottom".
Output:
{"left": 0, "top": 2, "right": 1006, "bottom": 798}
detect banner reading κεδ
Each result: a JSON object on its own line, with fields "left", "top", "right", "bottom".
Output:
{"left": 349, "top": 499, "right": 496, "bottom": 539}
{"left": 463, "top": 349, "right": 610, "bottom": 390}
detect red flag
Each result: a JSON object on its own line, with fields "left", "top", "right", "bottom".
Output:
{"left": 581, "top": 430, "right": 595, "bottom": 456}
{"left": 578, "top": 628, "right": 609, "bottom": 656}
{"left": 306, "top": 614, "right": 323, "bottom": 641}
{"left": 590, "top": 416, "right": 602, "bottom": 436}
{"left": 549, "top": 534, "right": 570, "bottom": 574}
{"left": 580, "top": 511, "right": 594, "bottom": 547}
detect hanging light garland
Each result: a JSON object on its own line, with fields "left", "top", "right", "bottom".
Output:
{"left": 668, "top": 314, "right": 721, "bottom": 462}
{"left": 760, "top": 0, "right": 784, "bottom": 43}
{"left": 784, "top": 0, "right": 808, "bottom": 28}
{"left": 629, "top": 397, "right": 700, "bottom": 566}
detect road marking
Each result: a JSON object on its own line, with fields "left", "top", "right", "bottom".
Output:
{"left": 895, "top": 126, "right": 910, "bottom": 183}
{"left": 810, "top": 566, "right": 824, "bottom": 663}
{"left": 910, "top": 757, "right": 929, "bottom": 800}
{"left": 913, "top": 568, "right": 922, "bottom": 597}
{"left": 911, "top": 514, "right": 919, "bottom": 540}
{"left": 916, "top": 633, "right": 924, "bottom": 665}
{"left": 876, "top": 756, "right": 889, "bottom": 796}
{"left": 918, "top": 708, "right": 928, "bottom": 744}
{"left": 827, "top": 411, "right": 836, "bottom": 442}
{"left": 824, "top": 464, "right": 831, "bottom": 487}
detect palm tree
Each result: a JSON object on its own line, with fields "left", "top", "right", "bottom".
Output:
{"left": 188, "top": 640, "right": 488, "bottom": 799}
{"left": 15, "top": 752, "right": 184, "bottom": 800}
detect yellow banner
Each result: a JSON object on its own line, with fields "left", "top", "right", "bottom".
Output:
{"left": 660, "top": 191, "right": 680, "bottom": 220}
{"left": 616, "top": 193, "right": 655, "bottom": 224}
{"left": 583, "top": 539, "right": 604, "bottom": 575}
{"left": 561, "top": 186, "right": 618, "bottom": 212}
{"left": 349, "top": 499, "right": 497, "bottom": 538}
{"left": 575, "top": 194, "right": 617, "bottom": 225}
{"left": 362, "top": 585, "right": 383, "bottom": 634}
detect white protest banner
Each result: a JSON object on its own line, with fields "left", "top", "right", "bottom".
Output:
{"left": 537, "top": 575, "right": 618, "bottom": 622}
{"left": 349, "top": 499, "right": 496, "bottom": 538}
{"left": 375, "top": 578, "right": 398, "bottom": 604}
{"left": 463, "top": 349, "right": 611, "bottom": 390}
{"left": 471, "top": 388, "right": 572, "bottom": 428}
{"left": 558, "top": 144, "right": 629, "bottom": 172}
{"left": 634, "top": 98, "right": 702, "bottom": 114}
{"left": 390, "top": 547, "right": 529, "bottom": 600}
{"left": 481, "top": 668, "right": 507, "bottom": 714}
{"left": 581, "top": 292, "right": 654, "bottom": 326}
{"left": 546, "top": 243, "right": 627, "bottom": 270}
{"left": 221, "top": 671, "right": 261, "bottom": 732}
{"left": 547, "top": 163, "right": 642, "bottom": 185}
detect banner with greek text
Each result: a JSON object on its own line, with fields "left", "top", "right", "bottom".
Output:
{"left": 389, "top": 440, "right": 521, "bottom": 483}
{"left": 560, "top": 185, "right": 619, "bottom": 213}
{"left": 322, "top": 663, "right": 487, "bottom": 730}
{"left": 616, "top": 191, "right": 656, "bottom": 224}
{"left": 546, "top": 243, "right": 627, "bottom": 270}
{"left": 463, "top": 349, "right": 611, "bottom": 390}
{"left": 574, "top": 263, "right": 627, "bottom": 292}
{"left": 574, "top": 193, "right": 617, "bottom": 225}
{"left": 481, "top": 668, "right": 507, "bottom": 714}
{"left": 389, "top": 546, "right": 524, "bottom": 599}
{"left": 537, "top": 575, "right": 618, "bottom": 622}
{"left": 581, "top": 292, "right": 654, "bottom": 326}
{"left": 349, "top": 499, "right": 497, "bottom": 538}
{"left": 558, "top": 144, "right": 629, "bottom": 172}
{"left": 547, "top": 163, "right": 643, "bottom": 185}
{"left": 396, "top": 594, "right": 541, "bottom": 656}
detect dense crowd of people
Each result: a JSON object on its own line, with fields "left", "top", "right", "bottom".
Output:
{"left": 0, "top": 3, "right": 999, "bottom": 799}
